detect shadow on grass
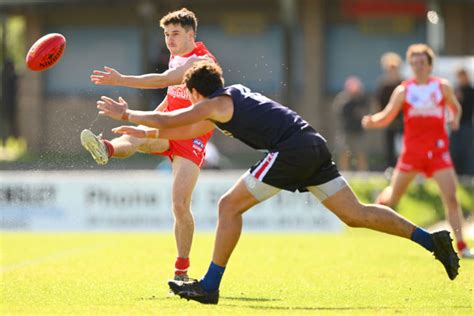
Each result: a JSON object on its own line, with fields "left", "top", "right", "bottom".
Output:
{"left": 137, "top": 295, "right": 281, "bottom": 303}
{"left": 222, "top": 296, "right": 281, "bottom": 302}
{"left": 137, "top": 295, "right": 174, "bottom": 301}
{"left": 221, "top": 304, "right": 392, "bottom": 311}
{"left": 138, "top": 295, "right": 473, "bottom": 311}
{"left": 221, "top": 303, "right": 473, "bottom": 311}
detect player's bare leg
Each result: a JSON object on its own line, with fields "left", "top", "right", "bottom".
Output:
{"left": 81, "top": 129, "right": 169, "bottom": 164}
{"left": 109, "top": 134, "right": 147, "bottom": 158}
{"left": 169, "top": 175, "right": 460, "bottom": 304}
{"left": 433, "top": 168, "right": 463, "bottom": 241}
{"left": 321, "top": 184, "right": 459, "bottom": 279}
{"left": 211, "top": 176, "right": 261, "bottom": 266}
{"left": 433, "top": 168, "right": 473, "bottom": 258}
{"left": 323, "top": 185, "right": 415, "bottom": 238}
{"left": 168, "top": 175, "right": 261, "bottom": 304}
{"left": 171, "top": 156, "right": 200, "bottom": 279}
{"left": 376, "top": 169, "right": 417, "bottom": 205}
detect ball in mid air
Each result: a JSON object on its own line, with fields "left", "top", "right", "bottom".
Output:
{"left": 26, "top": 33, "right": 66, "bottom": 71}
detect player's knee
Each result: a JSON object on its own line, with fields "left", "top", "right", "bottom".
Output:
{"left": 172, "top": 198, "right": 191, "bottom": 219}
{"left": 217, "top": 195, "right": 231, "bottom": 215}
{"left": 217, "top": 195, "right": 240, "bottom": 218}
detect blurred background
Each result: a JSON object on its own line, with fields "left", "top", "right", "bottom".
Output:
{"left": 0, "top": 0, "right": 473, "bottom": 172}
{"left": 0, "top": 0, "right": 473, "bottom": 232}
{"left": 1, "top": 6, "right": 473, "bottom": 312}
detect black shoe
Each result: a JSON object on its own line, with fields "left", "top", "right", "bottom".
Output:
{"left": 432, "top": 230, "right": 460, "bottom": 280}
{"left": 168, "top": 279, "right": 219, "bottom": 304}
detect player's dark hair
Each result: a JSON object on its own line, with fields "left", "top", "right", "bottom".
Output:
{"left": 184, "top": 61, "right": 224, "bottom": 97}
{"left": 406, "top": 43, "right": 435, "bottom": 66}
{"left": 159, "top": 8, "right": 198, "bottom": 33}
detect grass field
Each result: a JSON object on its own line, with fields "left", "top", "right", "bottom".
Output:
{"left": 1, "top": 231, "right": 473, "bottom": 315}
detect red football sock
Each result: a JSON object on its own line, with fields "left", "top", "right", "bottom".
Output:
{"left": 457, "top": 240, "right": 467, "bottom": 252}
{"left": 103, "top": 139, "right": 114, "bottom": 158}
{"left": 175, "top": 257, "right": 190, "bottom": 276}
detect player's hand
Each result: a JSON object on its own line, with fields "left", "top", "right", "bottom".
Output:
{"left": 446, "top": 110, "right": 460, "bottom": 131}
{"left": 448, "top": 118, "right": 460, "bottom": 131}
{"left": 97, "top": 96, "right": 129, "bottom": 121}
{"left": 112, "top": 126, "right": 146, "bottom": 138}
{"left": 90, "top": 66, "right": 123, "bottom": 86}
{"left": 361, "top": 115, "right": 374, "bottom": 129}
{"left": 112, "top": 126, "right": 159, "bottom": 138}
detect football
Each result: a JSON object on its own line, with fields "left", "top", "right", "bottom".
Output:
{"left": 25, "top": 33, "right": 66, "bottom": 71}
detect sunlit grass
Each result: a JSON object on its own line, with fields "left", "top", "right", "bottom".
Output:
{"left": 1, "top": 231, "right": 472, "bottom": 315}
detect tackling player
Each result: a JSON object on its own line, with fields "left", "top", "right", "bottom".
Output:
{"left": 95, "top": 61, "right": 461, "bottom": 304}
{"left": 81, "top": 8, "right": 217, "bottom": 281}
{"left": 362, "top": 43, "right": 473, "bottom": 258}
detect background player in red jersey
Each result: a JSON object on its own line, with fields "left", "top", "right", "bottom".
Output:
{"left": 362, "top": 43, "right": 473, "bottom": 258}
{"left": 81, "top": 8, "right": 217, "bottom": 280}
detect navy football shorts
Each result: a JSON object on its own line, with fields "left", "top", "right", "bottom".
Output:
{"left": 249, "top": 143, "right": 341, "bottom": 192}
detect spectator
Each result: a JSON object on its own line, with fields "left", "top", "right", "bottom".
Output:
{"left": 375, "top": 52, "right": 404, "bottom": 168}
{"left": 333, "top": 76, "right": 369, "bottom": 171}
{"left": 450, "top": 68, "right": 474, "bottom": 175}
{"left": 1, "top": 59, "right": 18, "bottom": 138}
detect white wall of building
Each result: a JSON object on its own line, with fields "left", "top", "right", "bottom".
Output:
{"left": 0, "top": 170, "right": 343, "bottom": 232}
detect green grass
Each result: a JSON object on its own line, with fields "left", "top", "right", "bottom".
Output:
{"left": 1, "top": 231, "right": 473, "bottom": 315}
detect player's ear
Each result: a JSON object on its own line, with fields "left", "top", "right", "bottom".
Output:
{"left": 187, "top": 29, "right": 196, "bottom": 40}
{"left": 190, "top": 88, "right": 205, "bottom": 102}
{"left": 188, "top": 88, "right": 198, "bottom": 102}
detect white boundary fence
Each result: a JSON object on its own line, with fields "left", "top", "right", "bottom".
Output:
{"left": 0, "top": 170, "right": 342, "bottom": 232}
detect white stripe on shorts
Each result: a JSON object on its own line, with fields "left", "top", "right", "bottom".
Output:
{"left": 251, "top": 152, "right": 279, "bottom": 181}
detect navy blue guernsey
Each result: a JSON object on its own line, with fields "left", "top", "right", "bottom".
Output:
{"left": 209, "top": 84, "right": 326, "bottom": 151}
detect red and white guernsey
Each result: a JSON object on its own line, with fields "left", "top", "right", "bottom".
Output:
{"left": 397, "top": 77, "right": 453, "bottom": 176}
{"left": 154, "top": 42, "right": 217, "bottom": 167}
{"left": 166, "top": 42, "right": 216, "bottom": 111}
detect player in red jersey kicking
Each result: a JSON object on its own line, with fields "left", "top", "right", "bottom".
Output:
{"left": 363, "top": 43, "right": 473, "bottom": 258}
{"left": 81, "top": 8, "right": 218, "bottom": 280}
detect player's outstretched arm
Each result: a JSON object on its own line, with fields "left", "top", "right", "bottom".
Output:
{"left": 362, "top": 85, "right": 405, "bottom": 129}
{"left": 97, "top": 95, "right": 230, "bottom": 128}
{"left": 90, "top": 56, "right": 213, "bottom": 89}
{"left": 112, "top": 120, "right": 214, "bottom": 140}
{"left": 91, "top": 66, "right": 170, "bottom": 89}
{"left": 441, "top": 79, "right": 462, "bottom": 131}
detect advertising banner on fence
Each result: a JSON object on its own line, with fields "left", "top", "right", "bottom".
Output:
{"left": 0, "top": 170, "right": 342, "bottom": 232}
